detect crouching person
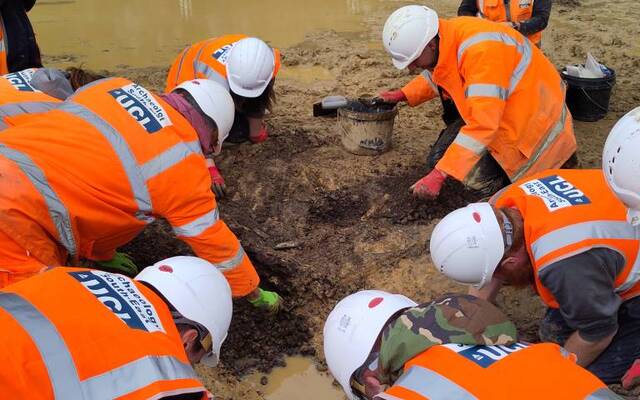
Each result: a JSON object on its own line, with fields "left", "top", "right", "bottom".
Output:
{"left": 323, "top": 291, "right": 619, "bottom": 399}
{"left": 0, "top": 256, "right": 232, "bottom": 399}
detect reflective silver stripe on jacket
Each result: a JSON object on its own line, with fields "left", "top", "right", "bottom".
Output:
{"left": 0, "top": 292, "right": 83, "bottom": 399}
{"left": 212, "top": 246, "right": 246, "bottom": 272}
{"left": 140, "top": 140, "right": 202, "bottom": 180}
{"left": 532, "top": 220, "right": 640, "bottom": 293}
{"left": 58, "top": 102, "right": 153, "bottom": 216}
{"left": 453, "top": 132, "right": 487, "bottom": 155}
{"left": 511, "top": 103, "right": 568, "bottom": 181}
{"left": 585, "top": 387, "right": 624, "bottom": 400}
{"left": 457, "top": 32, "right": 532, "bottom": 95}
{"left": 0, "top": 101, "right": 59, "bottom": 118}
{"left": 421, "top": 70, "right": 438, "bottom": 94}
{"left": 0, "top": 292, "right": 201, "bottom": 399}
{"left": 465, "top": 84, "right": 508, "bottom": 100}
{"left": 477, "top": 0, "right": 485, "bottom": 17}
{"left": 0, "top": 144, "right": 77, "bottom": 256}
{"left": 374, "top": 393, "right": 404, "bottom": 400}
{"left": 193, "top": 61, "right": 229, "bottom": 90}
{"left": 173, "top": 208, "right": 220, "bottom": 238}
{"left": 392, "top": 365, "right": 478, "bottom": 400}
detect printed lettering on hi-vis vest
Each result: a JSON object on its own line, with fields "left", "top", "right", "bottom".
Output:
{"left": 69, "top": 270, "right": 165, "bottom": 333}
{"left": 211, "top": 44, "right": 235, "bottom": 65}
{"left": 519, "top": 175, "right": 591, "bottom": 211}
{"left": 442, "top": 343, "right": 529, "bottom": 368}
{"left": 5, "top": 69, "right": 38, "bottom": 92}
{"left": 109, "top": 83, "right": 171, "bottom": 133}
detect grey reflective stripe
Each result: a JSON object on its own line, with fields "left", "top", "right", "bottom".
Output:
{"left": 213, "top": 246, "right": 246, "bottom": 272}
{"left": 531, "top": 220, "right": 640, "bottom": 274}
{"left": 453, "top": 132, "right": 486, "bottom": 155}
{"left": 465, "top": 84, "right": 508, "bottom": 100}
{"left": 0, "top": 292, "right": 83, "bottom": 399}
{"left": 140, "top": 140, "right": 202, "bottom": 180}
{"left": 477, "top": 0, "right": 485, "bottom": 16}
{"left": 457, "top": 32, "right": 532, "bottom": 95}
{"left": 173, "top": 208, "right": 220, "bottom": 237}
{"left": 511, "top": 103, "right": 568, "bottom": 181}
{"left": 0, "top": 101, "right": 59, "bottom": 118}
{"left": 58, "top": 102, "right": 152, "bottom": 214}
{"left": 173, "top": 45, "right": 193, "bottom": 87}
{"left": 0, "top": 144, "right": 77, "bottom": 256}
{"left": 393, "top": 366, "right": 478, "bottom": 400}
{"left": 421, "top": 70, "right": 438, "bottom": 93}
{"left": 0, "top": 292, "right": 201, "bottom": 399}
{"left": 505, "top": 0, "right": 512, "bottom": 21}
{"left": 194, "top": 60, "right": 219, "bottom": 80}
{"left": 81, "top": 355, "right": 200, "bottom": 399}
{"left": 585, "top": 388, "right": 624, "bottom": 400}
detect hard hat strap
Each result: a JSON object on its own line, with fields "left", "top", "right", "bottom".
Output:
{"left": 499, "top": 210, "right": 513, "bottom": 252}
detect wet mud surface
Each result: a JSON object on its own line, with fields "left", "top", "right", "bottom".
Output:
{"left": 64, "top": 0, "right": 640, "bottom": 397}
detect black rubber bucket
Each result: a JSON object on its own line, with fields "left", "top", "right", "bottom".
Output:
{"left": 561, "top": 67, "right": 616, "bottom": 122}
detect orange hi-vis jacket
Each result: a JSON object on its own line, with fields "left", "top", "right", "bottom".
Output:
{"left": 0, "top": 68, "right": 61, "bottom": 129}
{"left": 401, "top": 18, "right": 575, "bottom": 185}
{"left": 0, "top": 267, "right": 209, "bottom": 399}
{"left": 477, "top": 0, "right": 542, "bottom": 45}
{"left": 165, "top": 34, "right": 282, "bottom": 92}
{"left": 376, "top": 342, "right": 615, "bottom": 400}
{"left": 0, "top": 77, "right": 259, "bottom": 296}
{"left": 494, "top": 169, "right": 640, "bottom": 308}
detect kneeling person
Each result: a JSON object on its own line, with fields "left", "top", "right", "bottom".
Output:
{"left": 0, "top": 256, "right": 232, "bottom": 398}
{"left": 324, "top": 291, "right": 618, "bottom": 399}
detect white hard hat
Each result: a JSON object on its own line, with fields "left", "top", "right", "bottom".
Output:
{"left": 430, "top": 203, "right": 505, "bottom": 288}
{"left": 382, "top": 5, "right": 439, "bottom": 70}
{"left": 323, "top": 290, "right": 417, "bottom": 399}
{"left": 602, "top": 106, "right": 640, "bottom": 226}
{"left": 135, "top": 256, "right": 233, "bottom": 367}
{"left": 173, "top": 79, "right": 234, "bottom": 155}
{"left": 226, "top": 37, "right": 275, "bottom": 98}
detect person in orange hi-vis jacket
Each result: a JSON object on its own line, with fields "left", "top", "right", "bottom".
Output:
{"left": 0, "top": 76, "right": 281, "bottom": 312}
{"left": 0, "top": 256, "right": 232, "bottom": 399}
{"left": 166, "top": 34, "right": 281, "bottom": 199}
{"left": 323, "top": 290, "right": 620, "bottom": 400}
{"left": 0, "top": 67, "right": 105, "bottom": 129}
{"left": 430, "top": 169, "right": 640, "bottom": 386}
{"left": 379, "top": 5, "right": 576, "bottom": 200}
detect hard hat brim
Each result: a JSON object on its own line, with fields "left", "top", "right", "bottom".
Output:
{"left": 228, "top": 76, "right": 271, "bottom": 99}
{"left": 392, "top": 57, "right": 413, "bottom": 70}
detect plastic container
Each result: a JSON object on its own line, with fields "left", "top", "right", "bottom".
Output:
{"left": 561, "top": 67, "right": 616, "bottom": 122}
{"left": 337, "top": 100, "right": 398, "bottom": 155}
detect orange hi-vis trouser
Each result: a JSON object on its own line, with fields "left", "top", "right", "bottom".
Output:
{"left": 0, "top": 268, "right": 209, "bottom": 399}
{"left": 399, "top": 17, "right": 575, "bottom": 186}
{"left": 0, "top": 77, "right": 259, "bottom": 296}
{"left": 494, "top": 169, "right": 640, "bottom": 307}
{"left": 377, "top": 343, "right": 614, "bottom": 399}
{"left": 477, "top": 0, "right": 542, "bottom": 45}
{"left": 165, "top": 34, "right": 282, "bottom": 92}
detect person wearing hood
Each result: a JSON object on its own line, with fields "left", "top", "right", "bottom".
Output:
{"left": 0, "top": 76, "right": 281, "bottom": 312}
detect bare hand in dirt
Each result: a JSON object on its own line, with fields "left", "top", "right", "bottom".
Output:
{"left": 208, "top": 165, "right": 226, "bottom": 199}
{"left": 378, "top": 90, "right": 407, "bottom": 104}
{"left": 410, "top": 169, "right": 447, "bottom": 200}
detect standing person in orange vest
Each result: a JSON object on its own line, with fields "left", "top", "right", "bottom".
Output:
{"left": 457, "top": 0, "right": 552, "bottom": 47}
{"left": 166, "top": 35, "right": 280, "bottom": 198}
{"left": 429, "top": 169, "right": 640, "bottom": 385}
{"left": 0, "top": 0, "right": 42, "bottom": 75}
{"left": 0, "top": 256, "right": 233, "bottom": 399}
{"left": 378, "top": 5, "right": 575, "bottom": 199}
{"left": 323, "top": 291, "right": 619, "bottom": 400}
{"left": 0, "top": 67, "right": 105, "bottom": 129}
{"left": 0, "top": 76, "right": 282, "bottom": 312}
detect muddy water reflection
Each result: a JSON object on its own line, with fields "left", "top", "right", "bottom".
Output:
{"left": 248, "top": 356, "right": 345, "bottom": 400}
{"left": 31, "top": 0, "right": 383, "bottom": 69}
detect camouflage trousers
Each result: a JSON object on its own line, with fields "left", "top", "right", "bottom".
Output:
{"left": 539, "top": 296, "right": 640, "bottom": 384}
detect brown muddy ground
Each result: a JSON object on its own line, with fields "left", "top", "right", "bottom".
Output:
{"left": 70, "top": 0, "right": 640, "bottom": 398}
